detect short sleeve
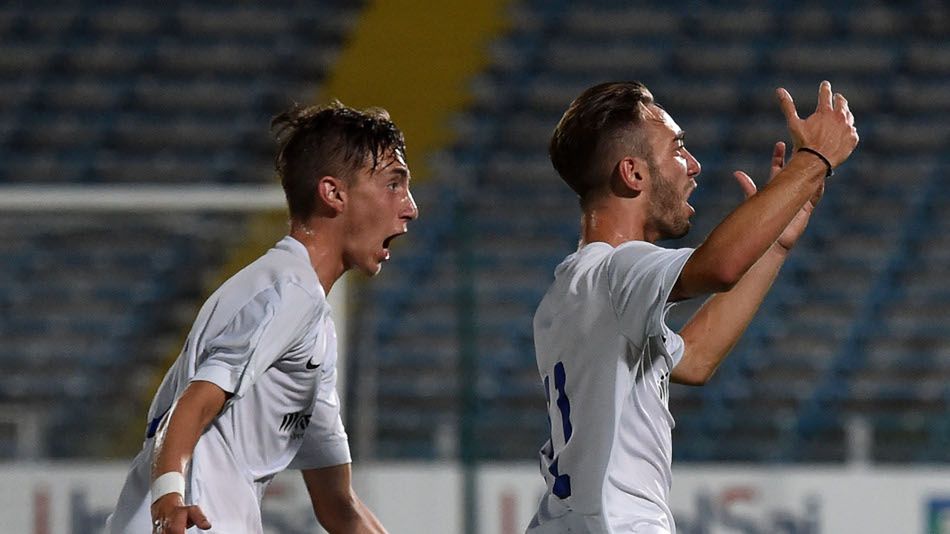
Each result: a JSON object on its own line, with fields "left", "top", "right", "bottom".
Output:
{"left": 288, "top": 364, "right": 352, "bottom": 470}
{"left": 192, "top": 281, "right": 316, "bottom": 402}
{"left": 607, "top": 242, "right": 693, "bottom": 346}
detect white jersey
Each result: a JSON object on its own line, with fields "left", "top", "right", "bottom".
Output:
{"left": 527, "top": 241, "right": 694, "bottom": 534}
{"left": 107, "top": 236, "right": 351, "bottom": 534}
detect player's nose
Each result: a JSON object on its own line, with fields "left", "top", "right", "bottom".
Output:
{"left": 686, "top": 149, "right": 701, "bottom": 177}
{"left": 402, "top": 189, "right": 419, "bottom": 221}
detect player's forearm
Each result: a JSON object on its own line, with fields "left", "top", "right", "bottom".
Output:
{"left": 673, "top": 243, "right": 787, "bottom": 385}
{"left": 315, "top": 492, "right": 387, "bottom": 534}
{"left": 350, "top": 496, "right": 387, "bottom": 534}
{"left": 152, "top": 381, "right": 228, "bottom": 479}
{"left": 303, "top": 464, "right": 388, "bottom": 534}
{"left": 149, "top": 382, "right": 226, "bottom": 531}
{"left": 679, "top": 155, "right": 823, "bottom": 297}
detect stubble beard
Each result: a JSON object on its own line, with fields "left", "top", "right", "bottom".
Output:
{"left": 647, "top": 159, "right": 691, "bottom": 241}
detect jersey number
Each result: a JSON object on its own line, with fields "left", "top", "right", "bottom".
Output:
{"left": 543, "top": 361, "right": 573, "bottom": 499}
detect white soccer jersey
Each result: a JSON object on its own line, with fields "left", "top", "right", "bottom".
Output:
{"left": 527, "top": 241, "right": 694, "bottom": 534}
{"left": 106, "top": 236, "right": 351, "bottom": 534}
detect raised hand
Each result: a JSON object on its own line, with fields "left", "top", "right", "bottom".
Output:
{"left": 776, "top": 81, "right": 859, "bottom": 168}
{"left": 733, "top": 141, "right": 823, "bottom": 251}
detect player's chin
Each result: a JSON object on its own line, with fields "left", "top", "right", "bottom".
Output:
{"left": 359, "top": 255, "right": 387, "bottom": 277}
{"left": 669, "top": 218, "right": 691, "bottom": 240}
{"left": 357, "top": 261, "right": 383, "bottom": 277}
{"left": 668, "top": 228, "right": 690, "bottom": 240}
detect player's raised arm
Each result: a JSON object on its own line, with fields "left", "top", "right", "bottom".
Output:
{"left": 672, "top": 141, "right": 823, "bottom": 385}
{"left": 149, "top": 381, "right": 229, "bottom": 534}
{"left": 670, "top": 81, "right": 858, "bottom": 302}
{"left": 301, "top": 464, "right": 388, "bottom": 534}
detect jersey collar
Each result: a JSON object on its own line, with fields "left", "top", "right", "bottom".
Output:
{"left": 274, "top": 235, "right": 327, "bottom": 297}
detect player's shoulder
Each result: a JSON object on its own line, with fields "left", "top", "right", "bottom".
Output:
{"left": 562, "top": 242, "right": 614, "bottom": 269}
{"left": 255, "top": 238, "right": 324, "bottom": 297}
{"left": 215, "top": 248, "right": 325, "bottom": 314}
{"left": 607, "top": 240, "right": 688, "bottom": 270}
{"left": 570, "top": 240, "right": 668, "bottom": 268}
{"left": 612, "top": 240, "right": 668, "bottom": 257}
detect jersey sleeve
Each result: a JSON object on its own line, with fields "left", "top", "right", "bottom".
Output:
{"left": 607, "top": 242, "right": 693, "bottom": 348}
{"left": 288, "top": 364, "right": 352, "bottom": 470}
{"left": 191, "top": 280, "right": 316, "bottom": 402}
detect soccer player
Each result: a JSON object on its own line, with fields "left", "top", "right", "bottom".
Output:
{"left": 106, "top": 102, "right": 418, "bottom": 534}
{"left": 527, "top": 81, "right": 857, "bottom": 533}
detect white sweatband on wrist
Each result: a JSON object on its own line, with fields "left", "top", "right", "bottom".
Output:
{"left": 151, "top": 471, "right": 186, "bottom": 504}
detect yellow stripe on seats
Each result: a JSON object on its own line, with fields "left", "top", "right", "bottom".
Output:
{"left": 321, "top": 0, "right": 510, "bottom": 181}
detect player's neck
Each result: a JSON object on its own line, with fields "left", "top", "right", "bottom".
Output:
{"left": 289, "top": 221, "right": 345, "bottom": 295}
{"left": 579, "top": 199, "right": 651, "bottom": 248}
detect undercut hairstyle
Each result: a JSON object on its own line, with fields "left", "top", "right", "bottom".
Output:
{"left": 549, "top": 81, "right": 656, "bottom": 200}
{"left": 271, "top": 100, "right": 406, "bottom": 221}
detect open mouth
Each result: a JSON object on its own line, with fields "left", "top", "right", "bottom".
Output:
{"left": 686, "top": 183, "right": 697, "bottom": 213}
{"left": 381, "top": 231, "right": 407, "bottom": 259}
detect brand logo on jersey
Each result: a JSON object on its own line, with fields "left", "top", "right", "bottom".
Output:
{"left": 279, "top": 412, "right": 312, "bottom": 438}
{"left": 306, "top": 359, "right": 320, "bottom": 370}
{"left": 657, "top": 369, "right": 670, "bottom": 405}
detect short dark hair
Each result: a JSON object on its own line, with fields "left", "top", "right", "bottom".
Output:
{"left": 271, "top": 100, "right": 406, "bottom": 220}
{"left": 549, "top": 81, "right": 656, "bottom": 199}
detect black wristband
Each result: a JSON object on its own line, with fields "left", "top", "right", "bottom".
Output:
{"left": 797, "top": 147, "right": 834, "bottom": 177}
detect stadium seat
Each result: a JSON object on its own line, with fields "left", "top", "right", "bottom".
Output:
{"left": 5, "top": 0, "right": 949, "bottom": 463}
{"left": 350, "top": 0, "right": 950, "bottom": 462}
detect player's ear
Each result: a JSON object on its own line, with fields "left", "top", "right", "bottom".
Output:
{"left": 317, "top": 175, "right": 346, "bottom": 215}
{"left": 617, "top": 156, "right": 647, "bottom": 194}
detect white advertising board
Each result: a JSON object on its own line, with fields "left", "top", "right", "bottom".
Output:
{"left": 2, "top": 462, "right": 949, "bottom": 534}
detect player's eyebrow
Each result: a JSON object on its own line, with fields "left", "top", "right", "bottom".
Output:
{"left": 383, "top": 165, "right": 411, "bottom": 184}
{"left": 390, "top": 166, "right": 410, "bottom": 179}
{"left": 672, "top": 131, "right": 686, "bottom": 146}
{"left": 376, "top": 157, "right": 410, "bottom": 179}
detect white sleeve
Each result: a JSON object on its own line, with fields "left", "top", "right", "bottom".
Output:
{"left": 607, "top": 242, "right": 693, "bottom": 347}
{"left": 191, "top": 281, "right": 315, "bottom": 402}
{"left": 288, "top": 363, "right": 352, "bottom": 470}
